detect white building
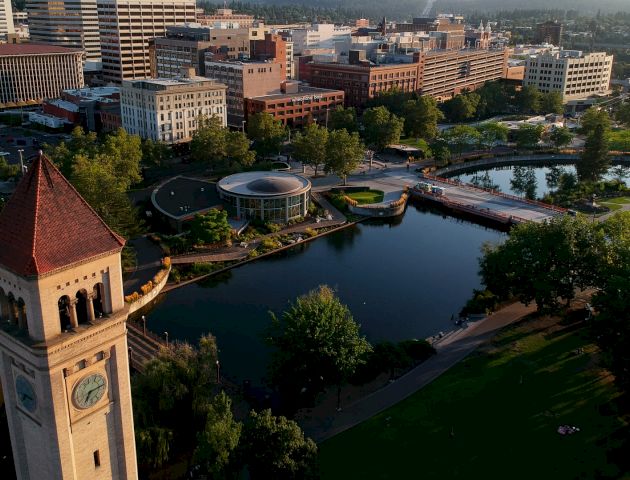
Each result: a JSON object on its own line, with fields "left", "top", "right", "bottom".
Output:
{"left": 97, "top": 0, "right": 196, "bottom": 83}
{"left": 523, "top": 50, "right": 613, "bottom": 102}
{"left": 291, "top": 23, "right": 352, "bottom": 55}
{"left": 0, "top": 0, "right": 14, "bottom": 38}
{"left": 27, "top": 0, "right": 100, "bottom": 61}
{"left": 121, "top": 72, "right": 227, "bottom": 144}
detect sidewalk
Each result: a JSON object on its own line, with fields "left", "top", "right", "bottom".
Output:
{"left": 123, "top": 236, "right": 164, "bottom": 296}
{"left": 300, "top": 301, "right": 538, "bottom": 443}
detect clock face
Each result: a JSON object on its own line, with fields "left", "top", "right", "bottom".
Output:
{"left": 15, "top": 375, "right": 37, "bottom": 413}
{"left": 73, "top": 373, "right": 107, "bottom": 410}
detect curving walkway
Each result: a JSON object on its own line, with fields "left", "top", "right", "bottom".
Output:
{"left": 300, "top": 300, "right": 539, "bottom": 443}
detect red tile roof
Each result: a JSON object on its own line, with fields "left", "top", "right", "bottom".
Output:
{"left": 0, "top": 154, "right": 125, "bottom": 277}
{"left": 0, "top": 44, "right": 83, "bottom": 56}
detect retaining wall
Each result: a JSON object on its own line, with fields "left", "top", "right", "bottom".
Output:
{"left": 128, "top": 265, "right": 171, "bottom": 314}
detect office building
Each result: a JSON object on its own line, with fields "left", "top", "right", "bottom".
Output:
{"left": 0, "top": 44, "right": 84, "bottom": 109}
{"left": 291, "top": 23, "right": 352, "bottom": 54}
{"left": 523, "top": 50, "right": 613, "bottom": 102}
{"left": 245, "top": 81, "right": 344, "bottom": 127}
{"left": 0, "top": 0, "right": 14, "bottom": 38}
{"left": 535, "top": 21, "right": 563, "bottom": 47}
{"left": 197, "top": 8, "right": 257, "bottom": 28}
{"left": 26, "top": 0, "right": 101, "bottom": 61}
{"left": 97, "top": 0, "right": 196, "bottom": 83}
{"left": 121, "top": 72, "right": 227, "bottom": 144}
{"left": 205, "top": 59, "right": 284, "bottom": 126}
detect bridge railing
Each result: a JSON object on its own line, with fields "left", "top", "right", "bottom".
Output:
{"left": 421, "top": 173, "right": 567, "bottom": 213}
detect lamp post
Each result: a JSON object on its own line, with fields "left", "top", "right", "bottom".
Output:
{"left": 17, "top": 149, "right": 24, "bottom": 175}
{"left": 141, "top": 315, "right": 146, "bottom": 337}
{"left": 215, "top": 360, "right": 220, "bottom": 383}
{"left": 164, "top": 331, "right": 169, "bottom": 347}
{"left": 241, "top": 120, "right": 246, "bottom": 133}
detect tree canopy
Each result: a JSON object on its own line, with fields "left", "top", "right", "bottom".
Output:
{"left": 247, "top": 112, "right": 286, "bottom": 156}
{"left": 328, "top": 106, "right": 358, "bottom": 132}
{"left": 291, "top": 123, "right": 329, "bottom": 177}
{"left": 325, "top": 129, "right": 365, "bottom": 185}
{"left": 189, "top": 209, "right": 232, "bottom": 245}
{"left": 266, "top": 285, "right": 372, "bottom": 408}
{"left": 361, "top": 106, "right": 404, "bottom": 151}
{"left": 403, "top": 96, "right": 443, "bottom": 140}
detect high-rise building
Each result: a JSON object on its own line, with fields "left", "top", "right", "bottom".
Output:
{"left": 97, "top": 0, "right": 196, "bottom": 83}
{"left": 535, "top": 21, "right": 563, "bottom": 47}
{"left": 291, "top": 24, "right": 352, "bottom": 55}
{"left": 0, "top": 44, "right": 84, "bottom": 109}
{"left": 0, "top": 0, "right": 14, "bottom": 39}
{"left": 26, "top": 0, "right": 101, "bottom": 61}
{"left": 523, "top": 50, "right": 612, "bottom": 102}
{"left": 121, "top": 72, "right": 227, "bottom": 143}
{"left": 0, "top": 153, "right": 138, "bottom": 480}
{"left": 205, "top": 59, "right": 284, "bottom": 126}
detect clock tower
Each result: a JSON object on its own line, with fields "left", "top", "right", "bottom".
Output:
{"left": 0, "top": 154, "right": 138, "bottom": 479}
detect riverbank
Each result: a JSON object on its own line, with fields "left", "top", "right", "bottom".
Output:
{"left": 318, "top": 296, "right": 626, "bottom": 480}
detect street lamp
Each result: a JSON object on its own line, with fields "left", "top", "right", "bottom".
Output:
{"left": 241, "top": 120, "right": 246, "bottom": 133}
{"left": 141, "top": 315, "right": 146, "bottom": 337}
{"left": 215, "top": 360, "right": 220, "bottom": 383}
{"left": 17, "top": 149, "right": 24, "bottom": 175}
{"left": 164, "top": 331, "right": 169, "bottom": 347}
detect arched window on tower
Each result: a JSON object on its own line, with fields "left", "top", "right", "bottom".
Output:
{"left": 17, "top": 298, "right": 28, "bottom": 333}
{"left": 0, "top": 287, "right": 9, "bottom": 323}
{"left": 7, "top": 293, "right": 18, "bottom": 326}
{"left": 75, "top": 290, "right": 89, "bottom": 325}
{"left": 59, "top": 295, "right": 72, "bottom": 331}
{"left": 92, "top": 283, "right": 104, "bottom": 319}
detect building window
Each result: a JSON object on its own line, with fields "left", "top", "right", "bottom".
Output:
{"left": 94, "top": 450, "right": 101, "bottom": 468}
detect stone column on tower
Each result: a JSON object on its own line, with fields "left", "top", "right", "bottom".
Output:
{"left": 68, "top": 298, "right": 79, "bottom": 329}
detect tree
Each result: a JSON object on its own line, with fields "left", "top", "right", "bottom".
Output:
{"left": 539, "top": 92, "right": 564, "bottom": 114}
{"left": 190, "top": 115, "right": 228, "bottom": 166}
{"left": 615, "top": 101, "right": 630, "bottom": 127}
{"left": 549, "top": 126, "right": 574, "bottom": 149}
{"left": 477, "top": 122, "right": 509, "bottom": 149}
{"left": 328, "top": 106, "right": 358, "bottom": 132}
{"left": 364, "top": 88, "right": 411, "bottom": 116}
{"left": 579, "top": 107, "right": 611, "bottom": 136}
{"left": 142, "top": 139, "right": 172, "bottom": 167}
{"left": 291, "top": 123, "right": 329, "bottom": 177}
{"left": 475, "top": 81, "right": 514, "bottom": 117}
{"left": 431, "top": 144, "right": 451, "bottom": 167}
{"left": 403, "top": 96, "right": 443, "bottom": 141}
{"left": 194, "top": 392, "right": 242, "bottom": 479}
{"left": 443, "top": 125, "right": 480, "bottom": 158}
{"left": 132, "top": 335, "right": 219, "bottom": 470}
{"left": 545, "top": 165, "right": 565, "bottom": 190}
{"left": 189, "top": 209, "right": 232, "bottom": 245}
{"left": 0, "top": 156, "right": 19, "bottom": 180}
{"left": 226, "top": 131, "right": 255, "bottom": 168}
{"left": 325, "top": 129, "right": 365, "bottom": 185}
{"left": 247, "top": 113, "right": 286, "bottom": 156}
{"left": 515, "top": 85, "right": 541, "bottom": 114}
{"left": 241, "top": 409, "right": 318, "bottom": 480}
{"left": 443, "top": 93, "right": 480, "bottom": 123}
{"left": 266, "top": 285, "right": 372, "bottom": 409}
{"left": 361, "top": 106, "right": 404, "bottom": 151}
{"left": 514, "top": 124, "right": 544, "bottom": 149}
{"left": 577, "top": 123, "right": 610, "bottom": 182}
{"left": 102, "top": 128, "right": 143, "bottom": 188}
{"left": 590, "top": 213, "right": 630, "bottom": 394}
{"left": 479, "top": 216, "right": 603, "bottom": 312}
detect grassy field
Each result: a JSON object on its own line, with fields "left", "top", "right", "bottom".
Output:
{"left": 608, "top": 129, "right": 630, "bottom": 151}
{"left": 319, "top": 315, "right": 628, "bottom": 480}
{"left": 599, "top": 196, "right": 630, "bottom": 212}
{"left": 346, "top": 190, "right": 385, "bottom": 204}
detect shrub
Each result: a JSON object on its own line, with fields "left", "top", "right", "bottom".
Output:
{"left": 260, "top": 236, "right": 282, "bottom": 252}
{"left": 170, "top": 267, "right": 181, "bottom": 283}
{"left": 304, "top": 227, "right": 318, "bottom": 238}
{"left": 248, "top": 249, "right": 260, "bottom": 258}
{"left": 398, "top": 339, "right": 436, "bottom": 362}
{"left": 266, "top": 222, "right": 282, "bottom": 233}
{"left": 460, "top": 289, "right": 499, "bottom": 316}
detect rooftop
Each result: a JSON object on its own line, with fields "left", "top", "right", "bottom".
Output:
{"left": 0, "top": 43, "right": 83, "bottom": 56}
{"left": 250, "top": 86, "right": 343, "bottom": 101}
{"left": 218, "top": 171, "right": 310, "bottom": 197}
{"left": 0, "top": 154, "right": 124, "bottom": 277}
{"left": 151, "top": 176, "right": 222, "bottom": 220}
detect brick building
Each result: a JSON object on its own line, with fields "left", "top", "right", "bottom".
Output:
{"left": 245, "top": 81, "right": 344, "bottom": 127}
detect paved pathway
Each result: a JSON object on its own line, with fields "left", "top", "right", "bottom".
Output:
{"left": 123, "top": 236, "right": 164, "bottom": 296}
{"left": 300, "top": 301, "right": 538, "bottom": 443}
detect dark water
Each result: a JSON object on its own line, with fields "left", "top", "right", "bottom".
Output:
{"left": 143, "top": 203, "right": 504, "bottom": 385}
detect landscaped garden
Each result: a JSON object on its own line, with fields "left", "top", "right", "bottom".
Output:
{"left": 598, "top": 196, "right": 630, "bottom": 212}
{"left": 318, "top": 314, "right": 628, "bottom": 480}
{"left": 345, "top": 189, "right": 384, "bottom": 205}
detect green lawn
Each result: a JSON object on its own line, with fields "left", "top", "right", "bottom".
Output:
{"left": 346, "top": 190, "right": 385, "bottom": 205}
{"left": 601, "top": 196, "right": 630, "bottom": 205}
{"left": 608, "top": 129, "right": 630, "bottom": 151}
{"left": 319, "top": 316, "right": 627, "bottom": 480}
